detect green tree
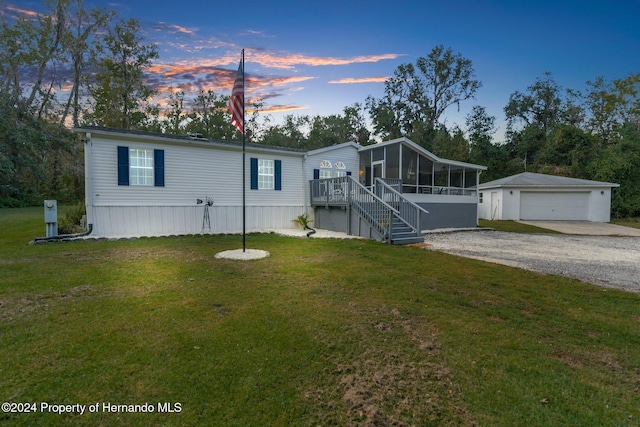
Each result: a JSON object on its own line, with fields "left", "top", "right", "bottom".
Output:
{"left": 59, "top": 1, "right": 113, "bottom": 127}
{"left": 182, "top": 90, "right": 251, "bottom": 140}
{"left": 430, "top": 125, "right": 470, "bottom": 162}
{"left": 166, "top": 90, "right": 186, "bottom": 134}
{"left": 466, "top": 105, "right": 496, "bottom": 149}
{"left": 24, "top": 0, "right": 69, "bottom": 117}
{"left": 584, "top": 73, "right": 640, "bottom": 145}
{"left": 340, "top": 103, "right": 371, "bottom": 145}
{"left": 0, "top": 14, "right": 34, "bottom": 103}
{"left": 465, "top": 105, "right": 506, "bottom": 181}
{"left": 367, "top": 45, "right": 481, "bottom": 144}
{"left": 589, "top": 123, "right": 640, "bottom": 217}
{"left": 307, "top": 103, "right": 371, "bottom": 148}
{"left": 537, "top": 124, "right": 597, "bottom": 178}
{"left": 0, "top": 90, "right": 80, "bottom": 206}
{"left": 504, "top": 72, "right": 564, "bottom": 137}
{"left": 85, "top": 18, "right": 158, "bottom": 129}
{"left": 260, "top": 114, "right": 310, "bottom": 149}
{"left": 0, "top": 0, "right": 71, "bottom": 116}
{"left": 503, "top": 73, "right": 587, "bottom": 177}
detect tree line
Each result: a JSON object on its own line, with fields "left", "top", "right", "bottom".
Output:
{"left": 1, "top": 0, "right": 639, "bottom": 217}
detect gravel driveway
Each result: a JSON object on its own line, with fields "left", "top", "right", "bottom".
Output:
{"left": 424, "top": 230, "right": 640, "bottom": 293}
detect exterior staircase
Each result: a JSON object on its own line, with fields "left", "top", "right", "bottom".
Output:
{"left": 389, "top": 217, "right": 425, "bottom": 245}
{"left": 310, "top": 176, "right": 428, "bottom": 245}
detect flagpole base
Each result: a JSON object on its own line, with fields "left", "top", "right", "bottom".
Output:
{"left": 214, "top": 249, "right": 269, "bottom": 261}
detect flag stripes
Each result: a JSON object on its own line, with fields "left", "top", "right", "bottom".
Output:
{"left": 229, "top": 59, "right": 244, "bottom": 133}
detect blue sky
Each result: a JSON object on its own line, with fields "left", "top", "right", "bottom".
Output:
{"left": 5, "top": 0, "right": 640, "bottom": 141}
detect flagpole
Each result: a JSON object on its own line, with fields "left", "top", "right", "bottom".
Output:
{"left": 241, "top": 49, "right": 246, "bottom": 252}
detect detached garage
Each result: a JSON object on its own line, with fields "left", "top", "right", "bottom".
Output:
{"left": 478, "top": 172, "right": 619, "bottom": 222}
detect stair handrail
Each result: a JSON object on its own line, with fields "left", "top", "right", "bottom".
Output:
{"left": 309, "top": 176, "right": 405, "bottom": 241}
{"left": 375, "top": 178, "right": 429, "bottom": 234}
{"left": 374, "top": 178, "right": 430, "bottom": 215}
{"left": 347, "top": 176, "right": 401, "bottom": 239}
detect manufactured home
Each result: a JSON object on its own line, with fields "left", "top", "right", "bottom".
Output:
{"left": 76, "top": 127, "right": 487, "bottom": 243}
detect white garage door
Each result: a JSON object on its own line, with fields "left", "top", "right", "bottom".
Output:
{"left": 520, "top": 191, "right": 590, "bottom": 220}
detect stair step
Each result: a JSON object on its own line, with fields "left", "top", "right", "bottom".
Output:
{"left": 393, "top": 232, "right": 414, "bottom": 238}
{"left": 392, "top": 226, "right": 413, "bottom": 233}
{"left": 391, "top": 236, "right": 425, "bottom": 245}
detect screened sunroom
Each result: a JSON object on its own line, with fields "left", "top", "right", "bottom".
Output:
{"left": 358, "top": 137, "right": 485, "bottom": 196}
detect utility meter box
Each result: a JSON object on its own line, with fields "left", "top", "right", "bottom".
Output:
{"left": 44, "top": 200, "right": 58, "bottom": 237}
{"left": 44, "top": 200, "right": 57, "bottom": 222}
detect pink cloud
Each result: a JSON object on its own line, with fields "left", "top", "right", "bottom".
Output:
{"left": 248, "top": 51, "right": 402, "bottom": 70}
{"left": 328, "top": 77, "right": 390, "bottom": 84}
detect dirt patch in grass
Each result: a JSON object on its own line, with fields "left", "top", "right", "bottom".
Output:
{"left": 307, "top": 304, "right": 476, "bottom": 426}
{"left": 0, "top": 285, "right": 97, "bottom": 321}
{"left": 551, "top": 349, "right": 623, "bottom": 371}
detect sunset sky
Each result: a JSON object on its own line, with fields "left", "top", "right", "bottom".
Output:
{"left": 4, "top": 0, "right": 640, "bottom": 141}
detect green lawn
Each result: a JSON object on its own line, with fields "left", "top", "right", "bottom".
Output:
{"left": 612, "top": 217, "right": 640, "bottom": 229}
{"left": 1, "top": 208, "right": 639, "bottom": 426}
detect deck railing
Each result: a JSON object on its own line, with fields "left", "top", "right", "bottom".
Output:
{"left": 310, "top": 176, "right": 398, "bottom": 239}
{"left": 401, "top": 185, "right": 477, "bottom": 196}
{"left": 351, "top": 177, "right": 399, "bottom": 238}
{"left": 310, "top": 176, "right": 350, "bottom": 207}
{"left": 380, "top": 178, "right": 402, "bottom": 193}
{"left": 374, "top": 178, "right": 429, "bottom": 234}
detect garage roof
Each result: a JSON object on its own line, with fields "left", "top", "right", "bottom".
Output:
{"left": 479, "top": 172, "right": 619, "bottom": 189}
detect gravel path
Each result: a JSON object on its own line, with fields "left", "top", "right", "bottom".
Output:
{"left": 423, "top": 230, "right": 640, "bottom": 293}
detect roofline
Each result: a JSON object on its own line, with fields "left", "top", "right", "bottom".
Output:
{"left": 478, "top": 171, "right": 620, "bottom": 189}
{"left": 73, "top": 126, "right": 306, "bottom": 156}
{"left": 359, "top": 136, "right": 487, "bottom": 170}
{"left": 306, "top": 140, "right": 361, "bottom": 155}
{"left": 479, "top": 183, "right": 620, "bottom": 189}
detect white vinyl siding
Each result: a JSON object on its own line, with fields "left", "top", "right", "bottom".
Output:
{"left": 85, "top": 134, "right": 305, "bottom": 237}
{"left": 304, "top": 143, "right": 360, "bottom": 210}
{"left": 88, "top": 137, "right": 303, "bottom": 207}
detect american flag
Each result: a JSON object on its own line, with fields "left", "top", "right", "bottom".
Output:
{"left": 229, "top": 59, "right": 244, "bottom": 134}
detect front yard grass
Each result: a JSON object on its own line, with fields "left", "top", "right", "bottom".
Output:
{"left": 1, "top": 208, "right": 639, "bottom": 426}
{"left": 612, "top": 217, "right": 640, "bottom": 229}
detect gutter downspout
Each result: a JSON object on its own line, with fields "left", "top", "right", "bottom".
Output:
{"left": 476, "top": 170, "right": 482, "bottom": 226}
{"left": 84, "top": 132, "right": 94, "bottom": 236}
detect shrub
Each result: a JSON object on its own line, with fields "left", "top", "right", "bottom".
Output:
{"left": 58, "top": 202, "right": 86, "bottom": 234}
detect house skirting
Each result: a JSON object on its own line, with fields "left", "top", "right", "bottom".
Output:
{"left": 313, "top": 206, "right": 348, "bottom": 233}
{"left": 88, "top": 205, "right": 304, "bottom": 237}
{"left": 313, "top": 205, "right": 384, "bottom": 241}
{"left": 416, "top": 202, "right": 477, "bottom": 230}
{"left": 312, "top": 199, "right": 478, "bottom": 235}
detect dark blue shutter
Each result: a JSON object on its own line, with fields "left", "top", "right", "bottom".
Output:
{"left": 274, "top": 160, "right": 282, "bottom": 191}
{"left": 250, "top": 158, "right": 258, "bottom": 190}
{"left": 117, "top": 146, "right": 129, "bottom": 186}
{"left": 154, "top": 149, "right": 164, "bottom": 187}
{"left": 313, "top": 169, "right": 320, "bottom": 180}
